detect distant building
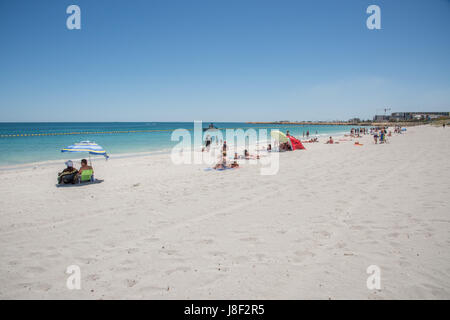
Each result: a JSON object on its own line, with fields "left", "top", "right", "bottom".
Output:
{"left": 373, "top": 115, "right": 390, "bottom": 122}
{"left": 390, "top": 112, "right": 449, "bottom": 121}
{"left": 373, "top": 111, "right": 449, "bottom": 122}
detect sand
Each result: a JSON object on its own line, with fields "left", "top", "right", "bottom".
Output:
{"left": 0, "top": 125, "right": 449, "bottom": 299}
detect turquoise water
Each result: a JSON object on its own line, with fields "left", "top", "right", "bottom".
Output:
{"left": 0, "top": 122, "right": 357, "bottom": 166}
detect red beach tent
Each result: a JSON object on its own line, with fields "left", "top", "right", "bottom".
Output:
{"left": 288, "top": 135, "right": 306, "bottom": 150}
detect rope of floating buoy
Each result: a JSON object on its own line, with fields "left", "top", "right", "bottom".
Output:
{"left": 0, "top": 125, "right": 310, "bottom": 138}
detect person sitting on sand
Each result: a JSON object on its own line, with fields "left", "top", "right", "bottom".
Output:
{"left": 78, "top": 159, "right": 93, "bottom": 175}
{"left": 58, "top": 160, "right": 78, "bottom": 184}
{"left": 267, "top": 144, "right": 272, "bottom": 151}
{"left": 305, "top": 137, "right": 318, "bottom": 143}
{"left": 244, "top": 149, "right": 260, "bottom": 159}
{"left": 326, "top": 136, "right": 334, "bottom": 144}
{"left": 230, "top": 160, "right": 239, "bottom": 168}
{"left": 213, "top": 157, "right": 227, "bottom": 170}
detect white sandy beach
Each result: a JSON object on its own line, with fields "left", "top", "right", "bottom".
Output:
{"left": 0, "top": 125, "right": 449, "bottom": 299}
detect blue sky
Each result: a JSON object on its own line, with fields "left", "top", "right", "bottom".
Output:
{"left": 0, "top": 0, "right": 449, "bottom": 122}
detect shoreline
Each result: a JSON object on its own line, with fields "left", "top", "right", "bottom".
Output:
{"left": 246, "top": 121, "right": 424, "bottom": 126}
{"left": 0, "top": 126, "right": 353, "bottom": 170}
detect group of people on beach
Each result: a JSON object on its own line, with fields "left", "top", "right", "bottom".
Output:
{"left": 202, "top": 133, "right": 224, "bottom": 152}
{"left": 371, "top": 127, "right": 391, "bottom": 144}
{"left": 211, "top": 141, "right": 248, "bottom": 170}
{"left": 57, "top": 159, "right": 93, "bottom": 184}
{"left": 350, "top": 127, "right": 367, "bottom": 137}
{"left": 211, "top": 130, "right": 294, "bottom": 170}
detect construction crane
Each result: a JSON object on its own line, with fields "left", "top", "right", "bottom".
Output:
{"left": 376, "top": 107, "right": 391, "bottom": 115}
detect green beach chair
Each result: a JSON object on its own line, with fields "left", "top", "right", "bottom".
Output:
{"left": 79, "top": 169, "right": 94, "bottom": 183}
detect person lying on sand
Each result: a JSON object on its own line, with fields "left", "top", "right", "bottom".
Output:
{"left": 244, "top": 149, "right": 260, "bottom": 159}
{"left": 212, "top": 157, "right": 239, "bottom": 170}
{"left": 213, "top": 157, "right": 227, "bottom": 170}
{"left": 58, "top": 160, "right": 78, "bottom": 184}
{"left": 303, "top": 137, "right": 318, "bottom": 143}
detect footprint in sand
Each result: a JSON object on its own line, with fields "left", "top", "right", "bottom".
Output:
{"left": 293, "top": 250, "right": 315, "bottom": 261}
{"left": 126, "top": 248, "right": 139, "bottom": 254}
{"left": 233, "top": 255, "right": 250, "bottom": 264}
{"left": 313, "top": 230, "right": 331, "bottom": 237}
{"left": 138, "top": 285, "right": 167, "bottom": 293}
{"left": 25, "top": 266, "right": 46, "bottom": 274}
{"left": 159, "top": 249, "right": 178, "bottom": 256}
{"left": 87, "top": 274, "right": 101, "bottom": 281}
{"left": 165, "top": 266, "right": 191, "bottom": 275}
{"left": 35, "top": 283, "right": 52, "bottom": 291}
{"left": 126, "top": 279, "right": 138, "bottom": 288}
{"left": 120, "top": 259, "right": 136, "bottom": 266}
{"left": 209, "top": 251, "right": 226, "bottom": 257}
{"left": 254, "top": 253, "right": 266, "bottom": 261}
{"left": 388, "top": 232, "right": 400, "bottom": 238}
{"left": 240, "top": 237, "right": 258, "bottom": 242}
{"left": 75, "top": 257, "right": 98, "bottom": 265}
{"left": 198, "top": 239, "right": 214, "bottom": 245}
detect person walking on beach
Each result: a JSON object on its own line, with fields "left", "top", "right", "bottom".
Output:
{"left": 203, "top": 134, "right": 212, "bottom": 152}
{"left": 306, "top": 130, "right": 309, "bottom": 138}
{"left": 222, "top": 141, "right": 227, "bottom": 157}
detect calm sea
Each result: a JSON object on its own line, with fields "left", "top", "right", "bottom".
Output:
{"left": 0, "top": 122, "right": 357, "bottom": 166}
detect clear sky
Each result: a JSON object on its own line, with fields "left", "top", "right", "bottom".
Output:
{"left": 0, "top": 0, "right": 449, "bottom": 122}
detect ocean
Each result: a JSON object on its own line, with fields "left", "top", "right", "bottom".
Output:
{"left": 0, "top": 122, "right": 358, "bottom": 166}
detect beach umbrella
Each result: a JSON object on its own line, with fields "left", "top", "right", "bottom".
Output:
{"left": 270, "top": 130, "right": 289, "bottom": 143}
{"left": 61, "top": 141, "right": 109, "bottom": 164}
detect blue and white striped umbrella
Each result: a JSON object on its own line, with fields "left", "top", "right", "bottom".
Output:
{"left": 61, "top": 141, "right": 109, "bottom": 159}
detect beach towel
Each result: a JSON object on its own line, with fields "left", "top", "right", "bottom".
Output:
{"left": 204, "top": 167, "right": 235, "bottom": 172}
{"left": 56, "top": 179, "right": 104, "bottom": 187}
